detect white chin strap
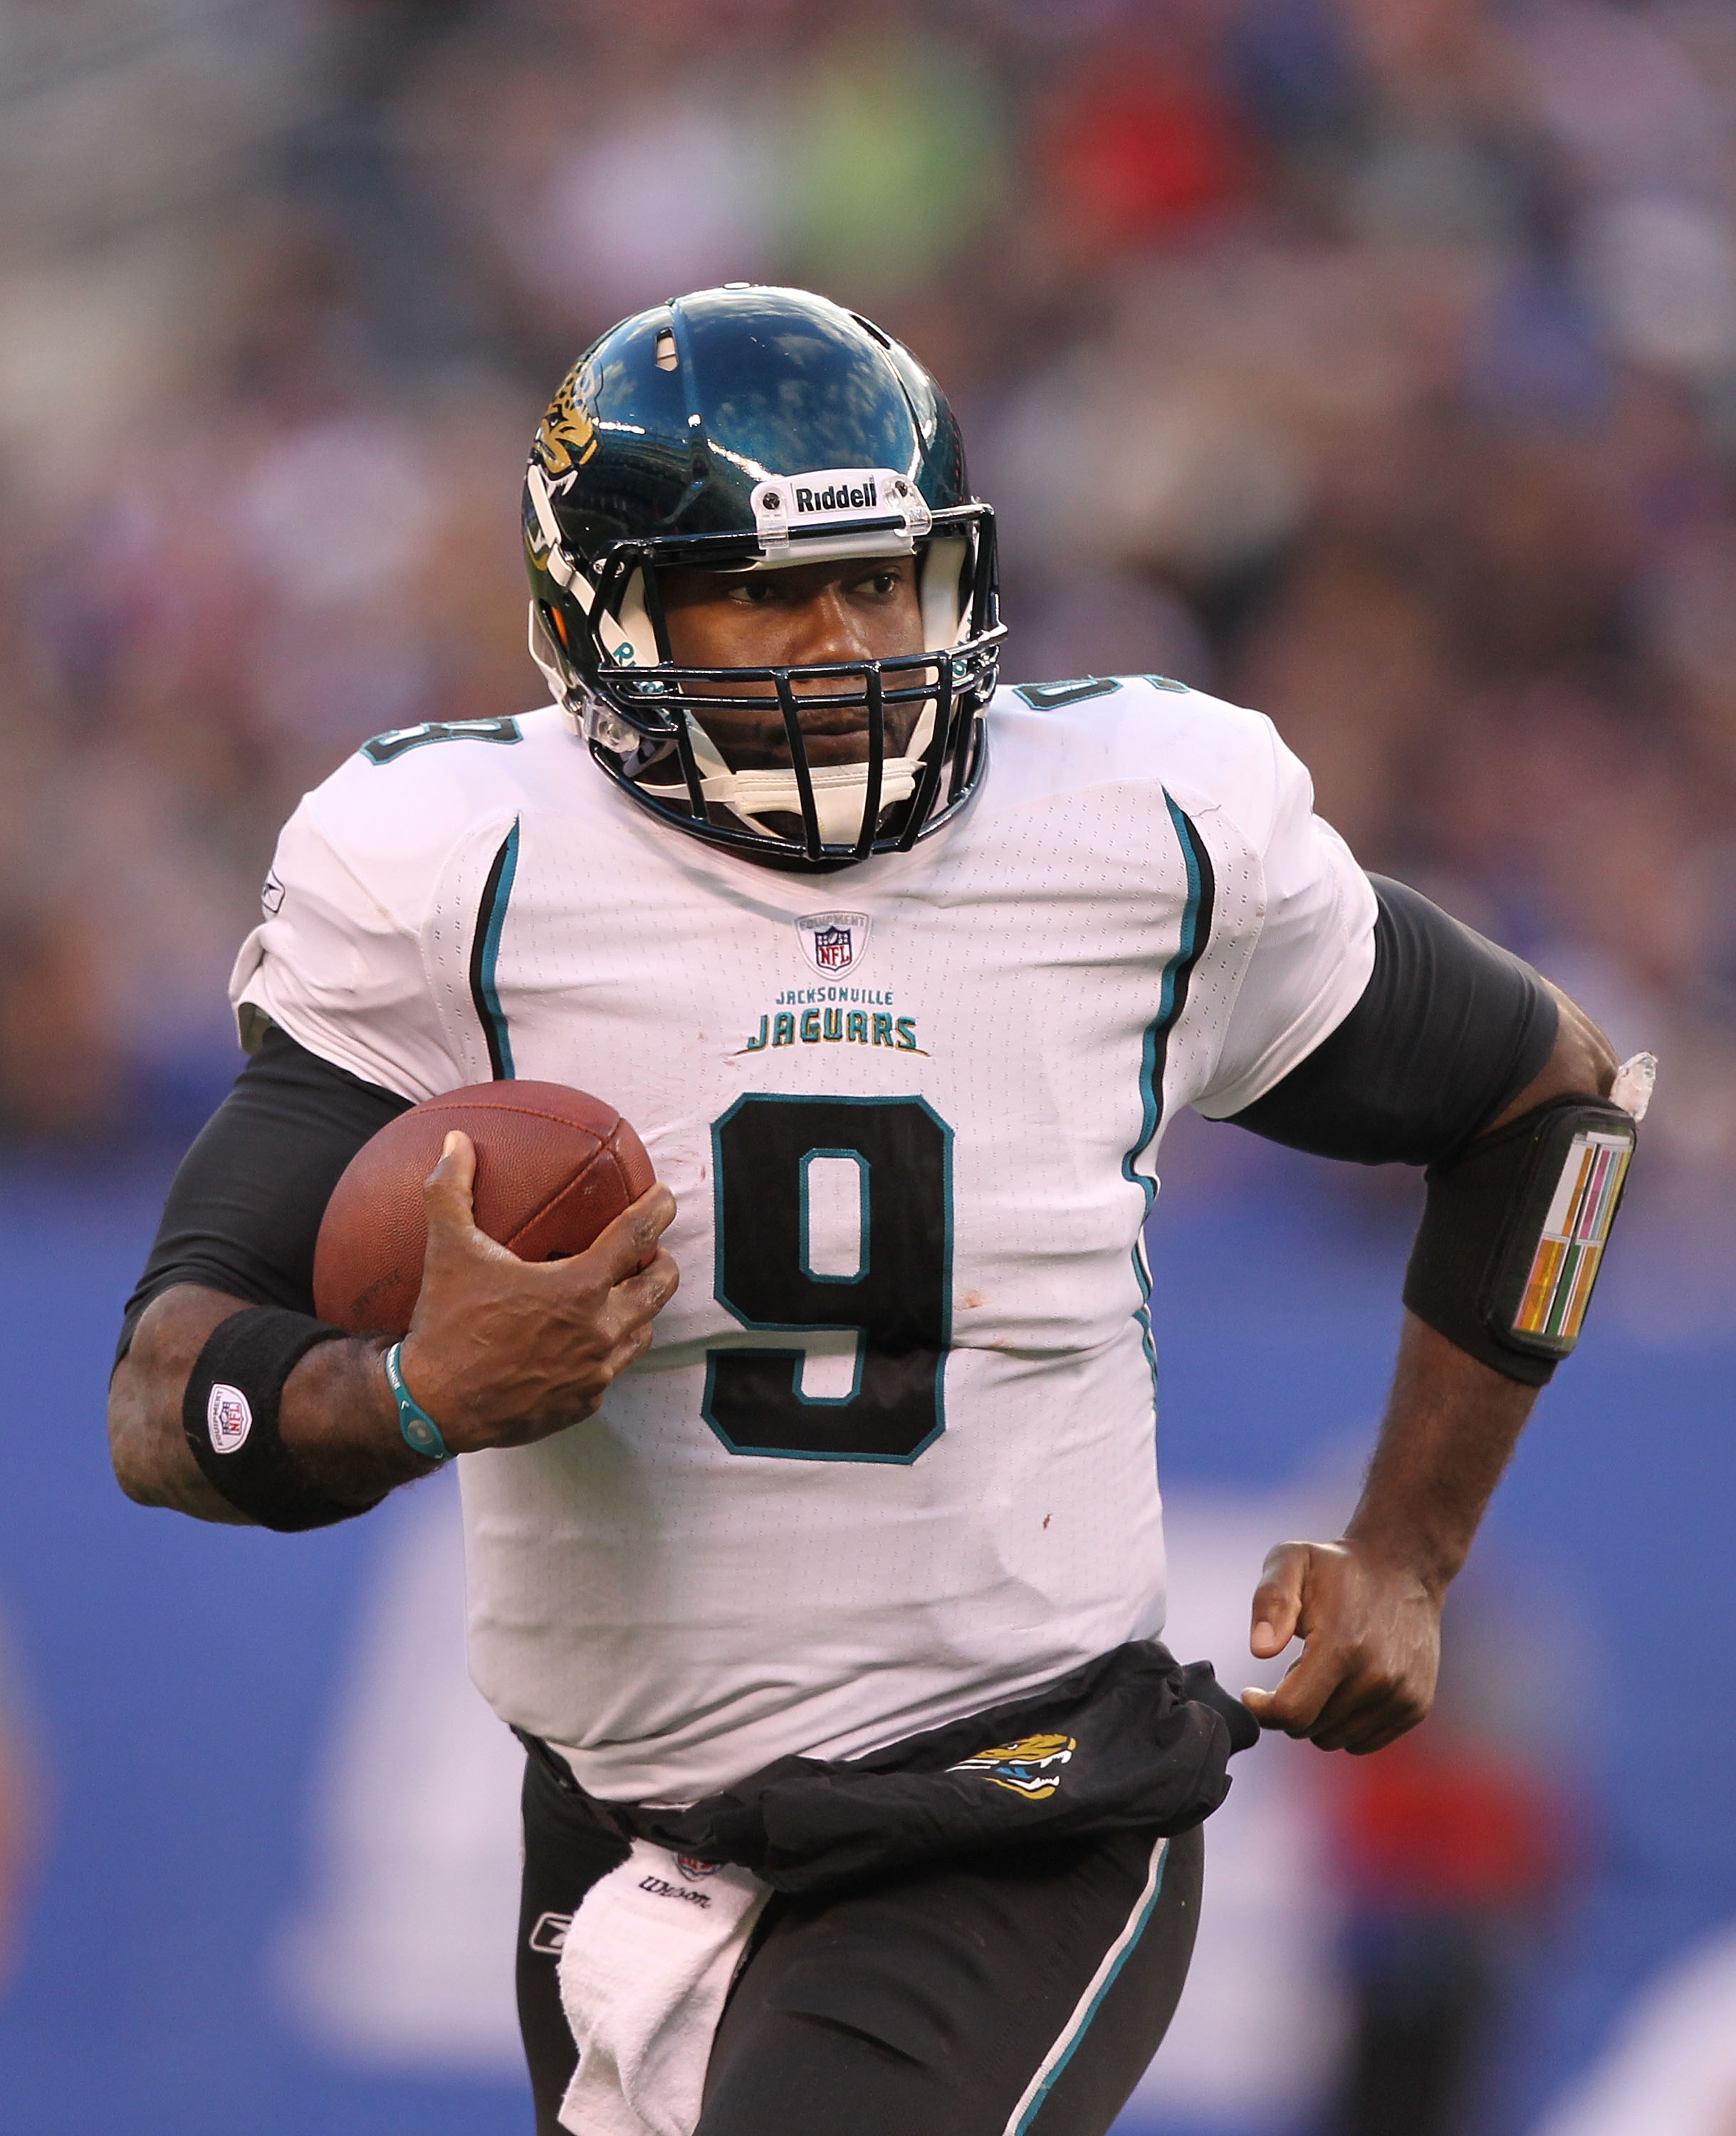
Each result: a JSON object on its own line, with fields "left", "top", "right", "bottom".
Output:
{"left": 642, "top": 698, "right": 938, "bottom": 846}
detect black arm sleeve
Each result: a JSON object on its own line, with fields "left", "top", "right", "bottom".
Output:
{"left": 1223, "top": 877, "right": 1558, "bottom": 1167}
{"left": 116, "top": 1027, "right": 412, "bottom": 1362}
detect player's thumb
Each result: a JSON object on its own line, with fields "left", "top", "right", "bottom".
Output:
{"left": 421, "top": 1130, "right": 480, "bottom": 1248}
{"left": 1248, "top": 1541, "right": 1309, "bottom": 1660}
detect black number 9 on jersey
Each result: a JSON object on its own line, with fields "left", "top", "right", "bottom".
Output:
{"left": 706, "top": 1096, "right": 953, "bottom": 1462}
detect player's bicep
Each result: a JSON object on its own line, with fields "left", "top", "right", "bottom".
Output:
{"left": 115, "top": 1028, "right": 412, "bottom": 1364}
{"left": 1221, "top": 878, "right": 1558, "bottom": 1166}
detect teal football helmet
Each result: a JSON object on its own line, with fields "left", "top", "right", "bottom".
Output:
{"left": 523, "top": 285, "right": 1003, "bottom": 868}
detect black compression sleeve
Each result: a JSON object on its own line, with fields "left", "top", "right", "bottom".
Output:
{"left": 1225, "top": 878, "right": 1558, "bottom": 1168}
{"left": 117, "top": 1027, "right": 412, "bottom": 1362}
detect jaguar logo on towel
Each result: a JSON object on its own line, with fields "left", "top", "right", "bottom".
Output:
{"left": 948, "top": 1732, "right": 1077, "bottom": 1801}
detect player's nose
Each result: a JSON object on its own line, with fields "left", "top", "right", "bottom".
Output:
{"left": 785, "top": 585, "right": 875, "bottom": 679}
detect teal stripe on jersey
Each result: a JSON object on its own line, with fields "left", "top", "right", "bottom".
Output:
{"left": 471, "top": 820, "right": 521, "bottom": 1080}
{"left": 1121, "top": 796, "right": 1213, "bottom": 1392}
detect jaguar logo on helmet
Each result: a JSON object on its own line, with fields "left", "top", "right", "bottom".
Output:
{"left": 948, "top": 1732, "right": 1077, "bottom": 1801}
{"left": 534, "top": 367, "right": 600, "bottom": 478}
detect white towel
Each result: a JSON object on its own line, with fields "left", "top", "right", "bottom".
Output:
{"left": 557, "top": 1839, "right": 771, "bottom": 2136}
{"left": 1611, "top": 1051, "right": 1658, "bottom": 1121}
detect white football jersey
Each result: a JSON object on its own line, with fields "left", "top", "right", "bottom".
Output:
{"left": 232, "top": 676, "right": 1376, "bottom": 1803}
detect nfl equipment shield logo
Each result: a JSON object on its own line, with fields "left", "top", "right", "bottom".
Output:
{"left": 796, "top": 911, "right": 871, "bottom": 975}
{"left": 206, "top": 1383, "right": 253, "bottom": 1454}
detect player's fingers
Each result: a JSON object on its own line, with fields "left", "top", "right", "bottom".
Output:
{"left": 1344, "top": 1713, "right": 1424, "bottom": 1757}
{"left": 1318, "top": 1708, "right": 1408, "bottom": 1756}
{"left": 1248, "top": 1541, "right": 1309, "bottom": 1660}
{"left": 560, "top": 1183, "right": 679, "bottom": 1288}
{"left": 1310, "top": 1672, "right": 1432, "bottom": 1754}
{"left": 1297, "top": 1679, "right": 1387, "bottom": 1752}
{"left": 602, "top": 1320, "right": 659, "bottom": 1381}
{"left": 608, "top": 1247, "right": 680, "bottom": 1326}
{"left": 1242, "top": 1636, "right": 1344, "bottom": 1737}
{"left": 421, "top": 1131, "right": 483, "bottom": 1243}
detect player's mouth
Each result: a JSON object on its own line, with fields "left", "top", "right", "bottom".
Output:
{"left": 684, "top": 685, "right": 929, "bottom": 773}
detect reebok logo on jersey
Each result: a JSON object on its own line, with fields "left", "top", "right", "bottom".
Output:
{"left": 527, "top": 1910, "right": 571, "bottom": 1955}
{"left": 206, "top": 1384, "right": 252, "bottom": 1454}
{"left": 948, "top": 1732, "right": 1077, "bottom": 1801}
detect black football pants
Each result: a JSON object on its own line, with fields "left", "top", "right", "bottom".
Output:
{"left": 516, "top": 1744, "right": 1203, "bottom": 2136}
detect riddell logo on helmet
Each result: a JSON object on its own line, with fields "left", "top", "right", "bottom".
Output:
{"left": 794, "top": 480, "right": 877, "bottom": 513}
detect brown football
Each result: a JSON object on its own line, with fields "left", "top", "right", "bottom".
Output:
{"left": 313, "top": 1081, "right": 655, "bottom": 1337}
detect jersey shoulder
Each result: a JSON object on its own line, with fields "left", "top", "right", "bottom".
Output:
{"left": 981, "top": 674, "right": 1295, "bottom": 842}
{"left": 235, "top": 707, "right": 585, "bottom": 1094}
{"left": 288, "top": 704, "right": 587, "bottom": 922}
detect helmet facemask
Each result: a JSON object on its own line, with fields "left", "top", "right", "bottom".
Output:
{"left": 527, "top": 461, "right": 1002, "bottom": 868}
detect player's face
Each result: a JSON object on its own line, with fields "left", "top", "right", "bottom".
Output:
{"left": 658, "top": 557, "right": 927, "bottom": 771}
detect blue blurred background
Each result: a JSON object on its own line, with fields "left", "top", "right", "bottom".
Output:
{"left": 1, "top": 1, "right": 1734, "bottom": 2130}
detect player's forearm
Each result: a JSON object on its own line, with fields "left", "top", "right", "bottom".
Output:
{"left": 278, "top": 1332, "right": 430, "bottom": 1502}
{"left": 1347, "top": 978, "right": 1613, "bottom": 1581}
{"left": 1340, "top": 987, "right": 1606, "bottom": 1589}
{"left": 1342, "top": 1310, "right": 1539, "bottom": 1599}
{"left": 108, "top": 1284, "right": 422, "bottom": 1522}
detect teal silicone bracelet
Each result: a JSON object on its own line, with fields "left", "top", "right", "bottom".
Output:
{"left": 384, "top": 1342, "right": 450, "bottom": 1462}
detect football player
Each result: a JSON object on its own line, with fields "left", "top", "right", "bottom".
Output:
{"left": 108, "top": 287, "right": 1634, "bottom": 2136}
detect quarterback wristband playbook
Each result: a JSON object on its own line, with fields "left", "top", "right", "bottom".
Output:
{"left": 1403, "top": 1095, "right": 1637, "bottom": 1386}
{"left": 182, "top": 1307, "right": 362, "bottom": 1530}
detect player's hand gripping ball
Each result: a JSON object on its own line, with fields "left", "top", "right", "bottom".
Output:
{"left": 313, "top": 1082, "right": 655, "bottom": 1336}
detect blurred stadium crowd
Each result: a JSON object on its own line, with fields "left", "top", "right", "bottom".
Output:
{"left": 3, "top": 0, "right": 1735, "bottom": 1195}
